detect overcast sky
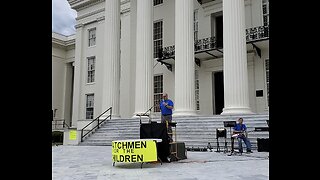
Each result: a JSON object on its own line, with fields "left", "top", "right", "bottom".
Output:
{"left": 52, "top": 0, "right": 77, "bottom": 36}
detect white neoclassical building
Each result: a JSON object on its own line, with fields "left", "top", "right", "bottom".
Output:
{"left": 52, "top": 0, "right": 269, "bottom": 128}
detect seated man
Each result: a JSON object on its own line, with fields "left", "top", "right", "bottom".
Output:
{"left": 232, "top": 118, "right": 252, "bottom": 153}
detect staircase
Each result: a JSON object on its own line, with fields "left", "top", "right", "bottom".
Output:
{"left": 79, "top": 113, "right": 269, "bottom": 150}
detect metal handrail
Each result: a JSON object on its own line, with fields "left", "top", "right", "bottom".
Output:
{"left": 81, "top": 107, "right": 112, "bottom": 142}
{"left": 52, "top": 119, "right": 70, "bottom": 130}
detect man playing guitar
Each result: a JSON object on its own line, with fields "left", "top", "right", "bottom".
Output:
{"left": 231, "top": 118, "right": 252, "bottom": 154}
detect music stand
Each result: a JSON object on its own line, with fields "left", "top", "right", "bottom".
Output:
{"left": 223, "top": 121, "right": 236, "bottom": 155}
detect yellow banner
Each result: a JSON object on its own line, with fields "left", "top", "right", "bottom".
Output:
{"left": 69, "top": 130, "right": 77, "bottom": 140}
{"left": 112, "top": 140, "right": 158, "bottom": 163}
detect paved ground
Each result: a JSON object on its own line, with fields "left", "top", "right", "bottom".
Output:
{"left": 52, "top": 145, "right": 269, "bottom": 180}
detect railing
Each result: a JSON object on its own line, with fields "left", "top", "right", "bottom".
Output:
{"left": 136, "top": 106, "right": 154, "bottom": 124}
{"left": 246, "top": 25, "right": 269, "bottom": 42}
{"left": 81, "top": 107, "right": 112, "bottom": 142}
{"left": 161, "top": 45, "right": 175, "bottom": 59}
{"left": 52, "top": 119, "right": 70, "bottom": 130}
{"left": 195, "top": 37, "right": 217, "bottom": 52}
{"left": 157, "top": 25, "right": 269, "bottom": 60}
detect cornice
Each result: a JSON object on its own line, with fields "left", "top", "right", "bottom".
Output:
{"left": 203, "top": 0, "right": 251, "bottom": 16}
{"left": 69, "top": 0, "right": 104, "bottom": 11}
{"left": 52, "top": 33, "right": 76, "bottom": 48}
{"left": 69, "top": 0, "right": 130, "bottom": 11}
{"left": 76, "top": 8, "right": 105, "bottom": 20}
{"left": 75, "top": 3, "right": 130, "bottom": 20}
{"left": 75, "top": 23, "right": 84, "bottom": 29}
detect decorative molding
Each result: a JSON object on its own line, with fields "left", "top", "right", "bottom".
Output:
{"left": 203, "top": 0, "right": 250, "bottom": 16}
{"left": 76, "top": 8, "right": 105, "bottom": 20}
{"left": 70, "top": 0, "right": 130, "bottom": 11}
{"left": 121, "top": 7, "right": 130, "bottom": 15}
{"left": 75, "top": 5, "right": 130, "bottom": 20}
{"left": 52, "top": 36, "right": 76, "bottom": 48}
{"left": 121, "top": 0, "right": 130, "bottom": 5}
{"left": 69, "top": 0, "right": 104, "bottom": 11}
{"left": 203, "top": 1, "right": 222, "bottom": 16}
{"left": 75, "top": 23, "right": 84, "bottom": 29}
{"left": 96, "top": 16, "right": 105, "bottom": 22}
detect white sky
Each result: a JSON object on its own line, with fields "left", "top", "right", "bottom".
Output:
{"left": 52, "top": 0, "right": 77, "bottom": 36}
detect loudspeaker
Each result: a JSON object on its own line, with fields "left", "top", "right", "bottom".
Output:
{"left": 170, "top": 142, "right": 187, "bottom": 161}
{"left": 216, "top": 128, "right": 227, "bottom": 138}
{"left": 257, "top": 138, "right": 269, "bottom": 152}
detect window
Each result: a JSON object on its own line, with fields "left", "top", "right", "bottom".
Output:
{"left": 195, "top": 70, "right": 200, "bottom": 110}
{"left": 87, "top": 57, "right": 95, "bottom": 83}
{"left": 194, "top": 10, "right": 199, "bottom": 41}
{"left": 88, "top": 28, "right": 96, "bottom": 47}
{"left": 153, "top": 75, "right": 163, "bottom": 112}
{"left": 154, "top": 21, "right": 163, "bottom": 58}
{"left": 265, "top": 59, "right": 269, "bottom": 107}
{"left": 153, "top": 0, "right": 163, "bottom": 6}
{"left": 86, "top": 94, "right": 94, "bottom": 119}
{"left": 262, "top": 0, "right": 269, "bottom": 26}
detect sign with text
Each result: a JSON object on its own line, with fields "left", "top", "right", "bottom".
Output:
{"left": 112, "top": 139, "right": 157, "bottom": 163}
{"left": 69, "top": 130, "right": 77, "bottom": 140}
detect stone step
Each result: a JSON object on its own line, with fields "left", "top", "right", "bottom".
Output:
{"left": 80, "top": 114, "right": 269, "bottom": 147}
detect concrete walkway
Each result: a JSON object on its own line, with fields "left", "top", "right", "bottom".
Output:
{"left": 52, "top": 145, "right": 269, "bottom": 180}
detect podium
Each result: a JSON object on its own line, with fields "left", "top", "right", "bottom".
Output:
{"left": 140, "top": 123, "right": 170, "bottom": 162}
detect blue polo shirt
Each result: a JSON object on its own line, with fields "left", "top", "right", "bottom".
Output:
{"left": 233, "top": 123, "right": 247, "bottom": 131}
{"left": 160, "top": 99, "right": 174, "bottom": 115}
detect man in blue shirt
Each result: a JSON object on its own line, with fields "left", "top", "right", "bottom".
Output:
{"left": 232, "top": 118, "right": 252, "bottom": 153}
{"left": 159, "top": 93, "right": 174, "bottom": 142}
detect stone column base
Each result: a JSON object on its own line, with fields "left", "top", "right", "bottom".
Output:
{"left": 221, "top": 107, "right": 253, "bottom": 115}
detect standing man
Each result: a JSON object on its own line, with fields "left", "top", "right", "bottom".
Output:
{"left": 160, "top": 93, "right": 174, "bottom": 142}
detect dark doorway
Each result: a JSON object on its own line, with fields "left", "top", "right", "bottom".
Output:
{"left": 213, "top": 71, "right": 224, "bottom": 114}
{"left": 216, "top": 16, "right": 223, "bottom": 48}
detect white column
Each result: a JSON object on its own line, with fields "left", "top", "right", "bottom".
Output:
{"left": 221, "top": 0, "right": 252, "bottom": 115}
{"left": 173, "top": 0, "right": 197, "bottom": 117}
{"left": 134, "top": 0, "right": 153, "bottom": 116}
{"left": 102, "top": 0, "right": 121, "bottom": 118}
{"left": 71, "top": 24, "right": 83, "bottom": 127}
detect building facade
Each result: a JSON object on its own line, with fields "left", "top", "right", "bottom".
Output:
{"left": 52, "top": 0, "right": 269, "bottom": 128}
